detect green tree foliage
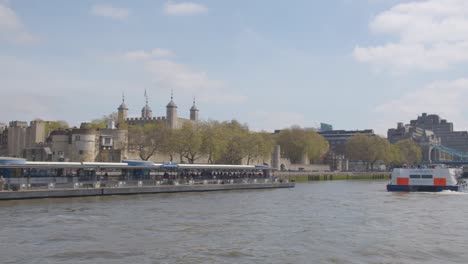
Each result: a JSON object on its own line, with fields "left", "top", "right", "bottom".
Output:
{"left": 178, "top": 122, "right": 203, "bottom": 164}
{"left": 345, "top": 134, "right": 393, "bottom": 170}
{"left": 165, "top": 129, "right": 187, "bottom": 163}
{"left": 216, "top": 120, "right": 251, "bottom": 164}
{"left": 200, "top": 121, "right": 226, "bottom": 164}
{"left": 387, "top": 144, "right": 402, "bottom": 168}
{"left": 244, "top": 132, "right": 275, "bottom": 165}
{"left": 128, "top": 123, "right": 169, "bottom": 161}
{"left": 160, "top": 129, "right": 179, "bottom": 162}
{"left": 276, "top": 126, "right": 329, "bottom": 164}
{"left": 44, "top": 121, "right": 69, "bottom": 136}
{"left": 89, "top": 112, "right": 119, "bottom": 129}
{"left": 395, "top": 139, "right": 422, "bottom": 166}
{"left": 128, "top": 119, "right": 276, "bottom": 165}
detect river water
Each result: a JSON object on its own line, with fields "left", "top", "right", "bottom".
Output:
{"left": 1, "top": 181, "right": 468, "bottom": 264}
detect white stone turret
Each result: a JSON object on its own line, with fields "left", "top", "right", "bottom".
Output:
{"left": 117, "top": 93, "right": 128, "bottom": 128}
{"left": 141, "top": 89, "right": 153, "bottom": 119}
{"left": 117, "top": 94, "right": 128, "bottom": 128}
{"left": 166, "top": 92, "right": 178, "bottom": 129}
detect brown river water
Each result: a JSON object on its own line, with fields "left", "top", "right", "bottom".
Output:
{"left": 1, "top": 181, "right": 468, "bottom": 264}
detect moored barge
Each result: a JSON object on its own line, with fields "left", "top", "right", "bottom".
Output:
{"left": 0, "top": 157, "right": 294, "bottom": 200}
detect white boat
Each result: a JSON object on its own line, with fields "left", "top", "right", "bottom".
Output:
{"left": 387, "top": 167, "right": 467, "bottom": 192}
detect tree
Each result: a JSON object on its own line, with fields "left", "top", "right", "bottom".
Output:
{"left": 160, "top": 129, "right": 178, "bottom": 162}
{"left": 89, "top": 112, "right": 119, "bottom": 129}
{"left": 200, "top": 121, "right": 226, "bottom": 164}
{"left": 276, "top": 127, "right": 329, "bottom": 164}
{"left": 387, "top": 144, "right": 402, "bottom": 168}
{"left": 179, "top": 122, "right": 203, "bottom": 164}
{"left": 244, "top": 132, "right": 275, "bottom": 165}
{"left": 216, "top": 120, "right": 250, "bottom": 164}
{"left": 345, "top": 134, "right": 392, "bottom": 170}
{"left": 128, "top": 123, "right": 169, "bottom": 161}
{"left": 45, "top": 121, "right": 69, "bottom": 136}
{"left": 395, "top": 139, "right": 422, "bottom": 166}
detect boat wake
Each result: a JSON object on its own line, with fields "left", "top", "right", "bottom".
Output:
{"left": 438, "top": 190, "right": 468, "bottom": 195}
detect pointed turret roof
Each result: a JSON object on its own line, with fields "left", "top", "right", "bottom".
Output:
{"left": 142, "top": 89, "right": 152, "bottom": 111}
{"left": 118, "top": 93, "right": 128, "bottom": 110}
{"left": 141, "top": 104, "right": 152, "bottom": 112}
{"left": 190, "top": 97, "right": 198, "bottom": 111}
{"left": 166, "top": 91, "right": 177, "bottom": 108}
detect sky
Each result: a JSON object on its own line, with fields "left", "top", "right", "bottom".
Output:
{"left": 1, "top": 0, "right": 468, "bottom": 135}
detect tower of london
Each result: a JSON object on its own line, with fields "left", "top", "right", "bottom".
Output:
{"left": 118, "top": 91, "right": 199, "bottom": 129}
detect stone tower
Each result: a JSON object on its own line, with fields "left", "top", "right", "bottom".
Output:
{"left": 272, "top": 145, "right": 281, "bottom": 170}
{"left": 166, "top": 92, "right": 178, "bottom": 129}
{"left": 141, "top": 89, "right": 153, "bottom": 119}
{"left": 117, "top": 94, "right": 128, "bottom": 129}
{"left": 190, "top": 97, "right": 199, "bottom": 122}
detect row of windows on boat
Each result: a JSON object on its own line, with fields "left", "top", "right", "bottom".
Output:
{"left": 5, "top": 169, "right": 265, "bottom": 178}
{"left": 409, "top": 175, "right": 433, "bottom": 179}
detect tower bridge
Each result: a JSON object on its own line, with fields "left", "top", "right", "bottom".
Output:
{"left": 428, "top": 144, "right": 468, "bottom": 165}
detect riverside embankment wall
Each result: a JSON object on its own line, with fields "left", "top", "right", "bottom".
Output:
{"left": 276, "top": 172, "right": 391, "bottom": 182}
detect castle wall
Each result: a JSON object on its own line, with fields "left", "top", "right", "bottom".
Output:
{"left": 126, "top": 117, "right": 166, "bottom": 127}
{"left": 7, "top": 121, "right": 28, "bottom": 157}
{"left": 166, "top": 106, "right": 178, "bottom": 129}
{"left": 70, "top": 133, "right": 96, "bottom": 162}
{"left": 28, "top": 121, "right": 46, "bottom": 148}
{"left": 50, "top": 134, "right": 70, "bottom": 161}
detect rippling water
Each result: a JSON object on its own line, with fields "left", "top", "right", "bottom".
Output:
{"left": 1, "top": 181, "right": 468, "bottom": 264}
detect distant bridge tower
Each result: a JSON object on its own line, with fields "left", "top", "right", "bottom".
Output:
{"left": 420, "top": 142, "right": 441, "bottom": 163}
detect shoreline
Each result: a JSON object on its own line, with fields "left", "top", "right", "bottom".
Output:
{"left": 277, "top": 172, "right": 391, "bottom": 182}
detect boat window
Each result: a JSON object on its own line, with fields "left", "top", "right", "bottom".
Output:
{"left": 409, "top": 175, "right": 420, "bottom": 179}
{"left": 421, "top": 175, "right": 433, "bottom": 179}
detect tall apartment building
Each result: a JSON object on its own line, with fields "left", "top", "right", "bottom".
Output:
{"left": 387, "top": 122, "right": 442, "bottom": 162}
{"left": 318, "top": 129, "right": 375, "bottom": 155}
{"left": 405, "top": 113, "right": 468, "bottom": 152}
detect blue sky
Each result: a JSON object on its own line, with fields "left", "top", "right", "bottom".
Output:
{"left": 1, "top": 0, "right": 468, "bottom": 135}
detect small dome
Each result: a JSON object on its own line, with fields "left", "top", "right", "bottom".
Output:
{"left": 167, "top": 100, "right": 177, "bottom": 108}
{"left": 118, "top": 102, "right": 128, "bottom": 110}
{"left": 190, "top": 104, "right": 198, "bottom": 111}
{"left": 142, "top": 104, "right": 152, "bottom": 112}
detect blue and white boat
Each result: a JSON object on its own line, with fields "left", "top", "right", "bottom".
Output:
{"left": 387, "top": 167, "right": 467, "bottom": 192}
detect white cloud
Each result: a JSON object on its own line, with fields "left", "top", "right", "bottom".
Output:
{"left": 354, "top": 0, "right": 468, "bottom": 72}
{"left": 0, "top": 56, "right": 131, "bottom": 124}
{"left": 122, "top": 48, "right": 174, "bottom": 61}
{"left": 91, "top": 4, "right": 129, "bottom": 20}
{"left": 114, "top": 48, "right": 246, "bottom": 104}
{"left": 164, "top": 1, "right": 208, "bottom": 16}
{"left": 145, "top": 59, "right": 246, "bottom": 104}
{"left": 375, "top": 78, "right": 468, "bottom": 134}
{"left": 0, "top": 3, "right": 38, "bottom": 44}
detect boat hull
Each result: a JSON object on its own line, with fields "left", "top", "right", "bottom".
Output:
{"left": 387, "top": 184, "right": 466, "bottom": 192}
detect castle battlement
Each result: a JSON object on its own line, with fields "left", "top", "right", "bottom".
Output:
{"left": 117, "top": 93, "right": 198, "bottom": 129}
